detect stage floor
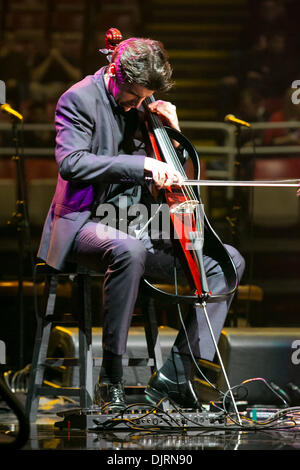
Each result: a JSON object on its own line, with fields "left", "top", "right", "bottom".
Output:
{"left": 1, "top": 395, "right": 300, "bottom": 453}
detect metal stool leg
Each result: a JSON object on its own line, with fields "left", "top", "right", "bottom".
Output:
{"left": 77, "top": 273, "right": 93, "bottom": 409}
{"left": 25, "top": 274, "right": 58, "bottom": 422}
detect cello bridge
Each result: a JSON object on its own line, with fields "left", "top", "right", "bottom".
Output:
{"left": 170, "top": 200, "right": 200, "bottom": 214}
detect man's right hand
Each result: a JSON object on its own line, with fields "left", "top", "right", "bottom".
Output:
{"left": 144, "top": 157, "right": 184, "bottom": 189}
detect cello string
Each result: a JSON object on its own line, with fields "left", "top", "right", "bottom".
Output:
{"left": 151, "top": 120, "right": 204, "bottom": 245}
{"left": 155, "top": 127, "right": 194, "bottom": 201}
{"left": 144, "top": 97, "right": 188, "bottom": 180}
{"left": 145, "top": 98, "right": 196, "bottom": 202}
{"left": 144, "top": 97, "right": 203, "bottom": 243}
{"left": 144, "top": 97, "right": 206, "bottom": 289}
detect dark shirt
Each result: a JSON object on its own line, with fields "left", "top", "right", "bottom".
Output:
{"left": 92, "top": 76, "right": 146, "bottom": 235}
{"left": 93, "top": 72, "right": 148, "bottom": 222}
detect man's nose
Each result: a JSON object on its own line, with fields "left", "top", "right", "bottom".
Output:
{"left": 134, "top": 97, "right": 145, "bottom": 108}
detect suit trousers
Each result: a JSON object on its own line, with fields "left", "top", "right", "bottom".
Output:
{"left": 68, "top": 220, "right": 245, "bottom": 362}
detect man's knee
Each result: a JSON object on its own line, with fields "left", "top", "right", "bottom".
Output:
{"left": 225, "top": 244, "right": 245, "bottom": 279}
{"left": 112, "top": 237, "right": 148, "bottom": 269}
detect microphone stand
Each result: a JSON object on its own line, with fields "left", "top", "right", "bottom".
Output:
{"left": 7, "top": 117, "right": 33, "bottom": 370}
{"left": 226, "top": 123, "right": 244, "bottom": 246}
{"left": 226, "top": 120, "right": 256, "bottom": 325}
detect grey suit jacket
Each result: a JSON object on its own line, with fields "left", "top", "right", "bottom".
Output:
{"left": 37, "top": 67, "right": 146, "bottom": 270}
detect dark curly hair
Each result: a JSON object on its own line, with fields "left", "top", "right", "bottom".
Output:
{"left": 110, "top": 37, "right": 173, "bottom": 92}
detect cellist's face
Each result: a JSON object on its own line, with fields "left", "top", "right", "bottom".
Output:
{"left": 106, "top": 63, "right": 154, "bottom": 112}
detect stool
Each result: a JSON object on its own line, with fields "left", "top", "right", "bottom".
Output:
{"left": 25, "top": 262, "right": 164, "bottom": 422}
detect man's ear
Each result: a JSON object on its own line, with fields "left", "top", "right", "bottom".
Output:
{"left": 108, "top": 62, "right": 116, "bottom": 77}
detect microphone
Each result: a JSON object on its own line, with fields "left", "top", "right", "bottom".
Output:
{"left": 224, "top": 114, "right": 251, "bottom": 128}
{"left": 0, "top": 103, "right": 23, "bottom": 121}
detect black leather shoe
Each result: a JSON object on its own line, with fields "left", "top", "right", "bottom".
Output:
{"left": 94, "top": 382, "right": 126, "bottom": 411}
{"left": 145, "top": 370, "right": 201, "bottom": 409}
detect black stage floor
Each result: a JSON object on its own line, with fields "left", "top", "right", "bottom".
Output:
{"left": 1, "top": 393, "right": 300, "bottom": 455}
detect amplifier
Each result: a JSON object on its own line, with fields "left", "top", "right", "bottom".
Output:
{"left": 195, "top": 327, "right": 300, "bottom": 405}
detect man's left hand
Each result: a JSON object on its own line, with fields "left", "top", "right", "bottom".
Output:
{"left": 148, "top": 100, "right": 180, "bottom": 132}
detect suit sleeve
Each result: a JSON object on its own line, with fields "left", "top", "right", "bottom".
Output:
{"left": 55, "top": 89, "right": 146, "bottom": 184}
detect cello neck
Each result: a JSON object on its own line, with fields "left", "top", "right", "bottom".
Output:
{"left": 143, "top": 96, "right": 182, "bottom": 170}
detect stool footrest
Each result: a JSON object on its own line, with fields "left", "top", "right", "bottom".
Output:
{"left": 44, "top": 358, "right": 80, "bottom": 366}
{"left": 43, "top": 357, "right": 155, "bottom": 367}
{"left": 93, "top": 357, "right": 155, "bottom": 367}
